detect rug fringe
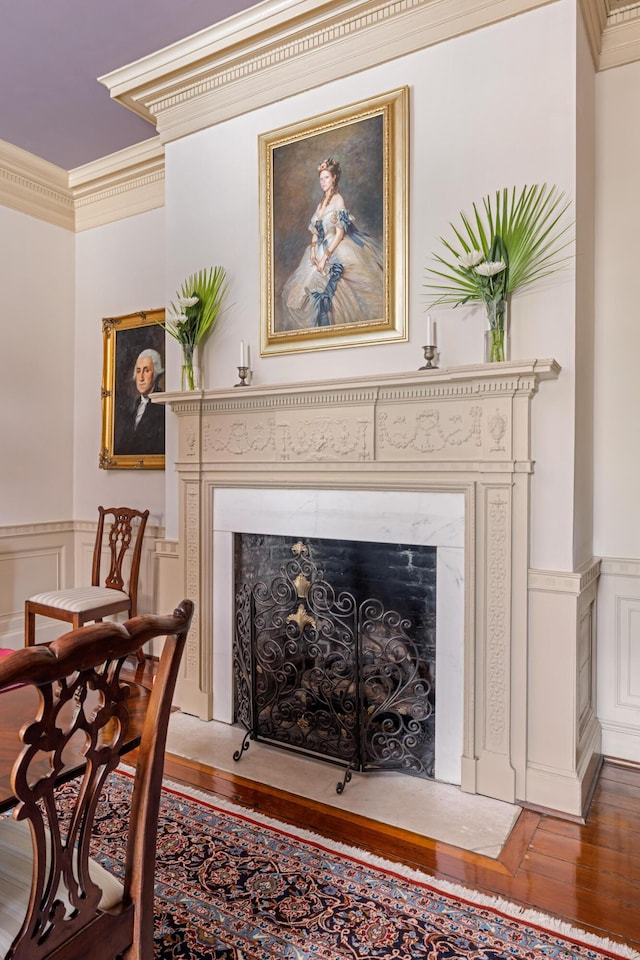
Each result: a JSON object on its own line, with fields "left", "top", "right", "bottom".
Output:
{"left": 157, "top": 774, "right": 639, "bottom": 960}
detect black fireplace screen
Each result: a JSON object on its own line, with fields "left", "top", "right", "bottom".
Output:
{"left": 233, "top": 536, "right": 436, "bottom": 792}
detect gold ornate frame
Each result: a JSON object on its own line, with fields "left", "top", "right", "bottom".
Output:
{"left": 259, "top": 87, "right": 408, "bottom": 356}
{"left": 100, "top": 309, "right": 165, "bottom": 470}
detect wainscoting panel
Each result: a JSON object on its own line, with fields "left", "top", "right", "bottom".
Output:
{"left": 0, "top": 549, "right": 60, "bottom": 611}
{"left": 0, "top": 522, "right": 75, "bottom": 648}
{"left": 598, "top": 558, "right": 640, "bottom": 762}
{"left": 526, "top": 560, "right": 601, "bottom": 815}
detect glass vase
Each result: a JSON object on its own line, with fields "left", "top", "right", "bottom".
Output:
{"left": 484, "top": 299, "right": 509, "bottom": 363}
{"left": 181, "top": 344, "right": 202, "bottom": 390}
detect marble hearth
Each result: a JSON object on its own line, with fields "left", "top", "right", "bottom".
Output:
{"left": 155, "top": 361, "right": 602, "bottom": 813}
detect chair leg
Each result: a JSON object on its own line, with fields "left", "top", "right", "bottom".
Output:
{"left": 25, "top": 605, "right": 36, "bottom": 647}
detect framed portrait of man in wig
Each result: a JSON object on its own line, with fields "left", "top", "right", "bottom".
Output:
{"left": 259, "top": 86, "right": 408, "bottom": 356}
{"left": 100, "top": 308, "right": 166, "bottom": 470}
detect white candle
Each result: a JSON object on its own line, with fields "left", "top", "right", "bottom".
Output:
{"left": 240, "top": 340, "right": 246, "bottom": 367}
{"left": 426, "top": 314, "right": 435, "bottom": 346}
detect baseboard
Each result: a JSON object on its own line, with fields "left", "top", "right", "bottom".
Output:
{"left": 600, "top": 720, "right": 640, "bottom": 763}
{"left": 603, "top": 754, "right": 640, "bottom": 771}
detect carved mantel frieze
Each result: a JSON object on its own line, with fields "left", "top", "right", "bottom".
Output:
{"left": 156, "top": 359, "right": 559, "bottom": 475}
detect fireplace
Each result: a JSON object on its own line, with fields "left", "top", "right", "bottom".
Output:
{"left": 213, "top": 487, "right": 464, "bottom": 784}
{"left": 157, "top": 361, "right": 576, "bottom": 808}
{"left": 232, "top": 533, "right": 438, "bottom": 790}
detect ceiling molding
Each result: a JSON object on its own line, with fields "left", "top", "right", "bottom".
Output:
{"left": 100, "top": 0, "right": 558, "bottom": 148}
{"left": 69, "top": 139, "right": 165, "bottom": 232}
{"left": 0, "top": 137, "right": 165, "bottom": 232}
{"left": 0, "top": 138, "right": 74, "bottom": 230}
{"left": 580, "top": 0, "right": 640, "bottom": 68}
{"left": 5, "top": 0, "right": 640, "bottom": 231}
{"left": 599, "top": 11, "right": 640, "bottom": 68}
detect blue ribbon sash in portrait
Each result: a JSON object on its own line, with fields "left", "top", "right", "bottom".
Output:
{"left": 311, "top": 211, "right": 368, "bottom": 327}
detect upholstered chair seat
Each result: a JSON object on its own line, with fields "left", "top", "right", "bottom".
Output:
{"left": 26, "top": 586, "right": 129, "bottom": 614}
{"left": 0, "top": 820, "right": 123, "bottom": 958}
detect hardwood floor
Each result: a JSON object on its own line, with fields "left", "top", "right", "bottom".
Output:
{"left": 127, "top": 659, "right": 640, "bottom": 952}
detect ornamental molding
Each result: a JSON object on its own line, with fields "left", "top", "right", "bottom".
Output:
{"left": 156, "top": 360, "right": 559, "bottom": 471}
{"left": 203, "top": 417, "right": 277, "bottom": 457}
{"left": 0, "top": 136, "right": 164, "bottom": 232}
{"left": 0, "top": 138, "right": 73, "bottom": 230}
{"left": 600, "top": 556, "right": 640, "bottom": 577}
{"left": 4, "top": 0, "right": 638, "bottom": 231}
{"left": 0, "top": 517, "right": 163, "bottom": 540}
{"left": 164, "top": 359, "right": 559, "bottom": 410}
{"left": 579, "top": 0, "right": 640, "bottom": 69}
{"left": 99, "top": 0, "right": 557, "bottom": 149}
{"left": 378, "top": 406, "right": 483, "bottom": 454}
{"left": 184, "top": 482, "right": 201, "bottom": 675}
{"left": 0, "top": 518, "right": 75, "bottom": 539}
{"left": 528, "top": 558, "right": 601, "bottom": 594}
{"left": 69, "top": 139, "right": 165, "bottom": 231}
{"left": 154, "top": 538, "right": 180, "bottom": 558}
{"left": 484, "top": 487, "right": 510, "bottom": 753}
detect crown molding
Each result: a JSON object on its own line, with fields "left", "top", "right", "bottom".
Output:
{"left": 100, "top": 0, "right": 557, "bottom": 148}
{"left": 5, "top": 0, "right": 640, "bottom": 233}
{"left": 0, "top": 136, "right": 165, "bottom": 232}
{"left": 599, "top": 10, "right": 640, "bottom": 68}
{"left": 580, "top": 0, "right": 640, "bottom": 69}
{"left": 69, "top": 138, "right": 165, "bottom": 232}
{"left": 0, "top": 138, "right": 74, "bottom": 230}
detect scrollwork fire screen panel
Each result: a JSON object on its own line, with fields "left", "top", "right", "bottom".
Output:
{"left": 233, "top": 537, "right": 435, "bottom": 791}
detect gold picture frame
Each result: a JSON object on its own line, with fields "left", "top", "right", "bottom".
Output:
{"left": 259, "top": 86, "right": 408, "bottom": 356}
{"left": 100, "top": 309, "right": 166, "bottom": 470}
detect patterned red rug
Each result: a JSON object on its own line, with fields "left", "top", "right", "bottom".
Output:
{"left": 87, "top": 771, "right": 638, "bottom": 960}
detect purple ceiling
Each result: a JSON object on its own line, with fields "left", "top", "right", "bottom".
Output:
{"left": 0, "top": 0, "right": 261, "bottom": 170}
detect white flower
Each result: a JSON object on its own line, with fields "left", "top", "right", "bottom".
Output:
{"left": 177, "top": 295, "right": 199, "bottom": 308}
{"left": 474, "top": 260, "right": 506, "bottom": 277}
{"left": 167, "top": 313, "right": 188, "bottom": 323}
{"left": 458, "top": 250, "right": 484, "bottom": 269}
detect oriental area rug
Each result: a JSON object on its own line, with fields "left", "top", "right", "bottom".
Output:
{"left": 85, "top": 771, "right": 638, "bottom": 960}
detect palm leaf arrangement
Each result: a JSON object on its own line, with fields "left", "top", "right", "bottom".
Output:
{"left": 424, "top": 184, "right": 573, "bottom": 360}
{"left": 165, "top": 266, "right": 228, "bottom": 388}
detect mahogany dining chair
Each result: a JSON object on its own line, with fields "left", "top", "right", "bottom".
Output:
{"left": 0, "top": 599, "right": 194, "bottom": 960}
{"left": 24, "top": 506, "right": 150, "bottom": 663}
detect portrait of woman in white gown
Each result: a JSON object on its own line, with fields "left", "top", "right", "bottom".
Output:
{"left": 280, "top": 157, "right": 384, "bottom": 331}
{"left": 261, "top": 89, "right": 407, "bottom": 355}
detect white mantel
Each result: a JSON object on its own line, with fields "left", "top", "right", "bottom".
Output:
{"left": 155, "top": 359, "right": 602, "bottom": 815}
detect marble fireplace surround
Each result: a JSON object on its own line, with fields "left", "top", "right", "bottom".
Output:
{"left": 158, "top": 359, "right": 560, "bottom": 805}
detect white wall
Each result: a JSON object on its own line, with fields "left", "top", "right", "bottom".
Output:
{"left": 594, "top": 60, "right": 640, "bottom": 560}
{"left": 0, "top": 206, "right": 75, "bottom": 524}
{"left": 594, "top": 58, "right": 640, "bottom": 760}
{"left": 163, "top": 0, "right": 578, "bottom": 569}
{"left": 74, "top": 207, "right": 167, "bottom": 526}
{"left": 573, "top": 7, "right": 596, "bottom": 571}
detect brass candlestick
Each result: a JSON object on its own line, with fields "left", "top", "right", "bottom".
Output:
{"left": 419, "top": 345, "right": 438, "bottom": 370}
{"left": 235, "top": 365, "right": 250, "bottom": 387}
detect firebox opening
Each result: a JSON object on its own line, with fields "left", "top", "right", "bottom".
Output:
{"left": 233, "top": 534, "right": 437, "bottom": 790}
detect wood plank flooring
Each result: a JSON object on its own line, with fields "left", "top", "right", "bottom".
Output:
{"left": 126, "top": 659, "right": 640, "bottom": 952}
